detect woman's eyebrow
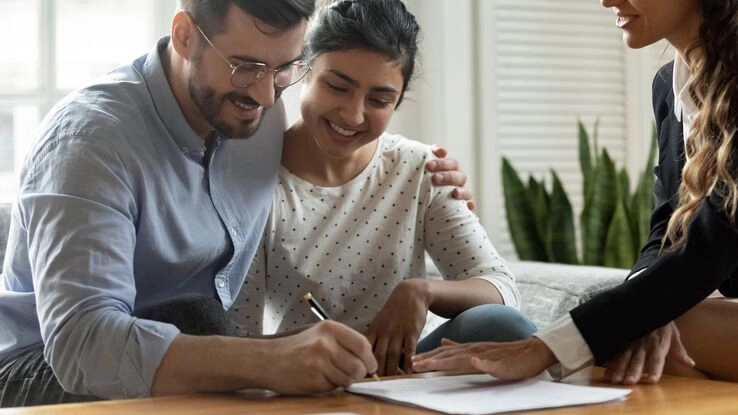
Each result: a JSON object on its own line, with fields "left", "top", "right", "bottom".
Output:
{"left": 326, "top": 69, "right": 400, "bottom": 94}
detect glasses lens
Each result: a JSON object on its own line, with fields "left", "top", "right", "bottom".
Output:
{"left": 231, "top": 62, "right": 311, "bottom": 88}
{"left": 231, "top": 63, "right": 266, "bottom": 88}
{"left": 274, "top": 62, "right": 311, "bottom": 88}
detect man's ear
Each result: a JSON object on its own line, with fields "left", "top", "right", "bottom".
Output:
{"left": 171, "top": 10, "right": 196, "bottom": 60}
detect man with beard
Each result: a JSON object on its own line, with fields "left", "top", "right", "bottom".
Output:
{"left": 0, "top": 0, "right": 468, "bottom": 407}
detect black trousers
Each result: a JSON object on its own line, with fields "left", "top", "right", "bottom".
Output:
{"left": 0, "top": 293, "right": 236, "bottom": 407}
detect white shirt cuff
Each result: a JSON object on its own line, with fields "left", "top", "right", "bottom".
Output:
{"left": 533, "top": 314, "right": 593, "bottom": 380}
{"left": 626, "top": 267, "right": 647, "bottom": 281}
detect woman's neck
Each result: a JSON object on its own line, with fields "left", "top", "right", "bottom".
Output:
{"left": 281, "top": 119, "right": 378, "bottom": 187}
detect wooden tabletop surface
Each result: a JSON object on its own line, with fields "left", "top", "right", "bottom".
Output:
{"left": 2, "top": 367, "right": 738, "bottom": 415}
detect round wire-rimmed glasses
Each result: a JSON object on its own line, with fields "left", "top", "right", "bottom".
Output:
{"left": 187, "top": 13, "right": 311, "bottom": 89}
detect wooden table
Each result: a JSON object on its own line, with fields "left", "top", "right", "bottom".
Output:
{"left": 2, "top": 368, "right": 738, "bottom": 415}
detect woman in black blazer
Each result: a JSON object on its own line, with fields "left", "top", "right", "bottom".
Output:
{"left": 413, "top": 0, "right": 738, "bottom": 384}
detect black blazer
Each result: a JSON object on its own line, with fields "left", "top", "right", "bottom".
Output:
{"left": 569, "top": 62, "right": 738, "bottom": 365}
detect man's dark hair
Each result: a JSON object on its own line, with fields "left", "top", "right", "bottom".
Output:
{"left": 304, "top": 0, "right": 420, "bottom": 108}
{"left": 180, "top": 0, "right": 315, "bottom": 35}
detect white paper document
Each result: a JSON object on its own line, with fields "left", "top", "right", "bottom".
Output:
{"left": 347, "top": 374, "right": 631, "bottom": 415}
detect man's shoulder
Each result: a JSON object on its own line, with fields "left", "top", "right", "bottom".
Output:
{"left": 32, "top": 65, "right": 155, "bottom": 159}
{"left": 55, "top": 67, "right": 151, "bottom": 133}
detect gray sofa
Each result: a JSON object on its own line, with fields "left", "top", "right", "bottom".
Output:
{"left": 422, "top": 257, "right": 626, "bottom": 330}
{"left": 0, "top": 203, "right": 624, "bottom": 329}
{"left": 509, "top": 261, "right": 625, "bottom": 327}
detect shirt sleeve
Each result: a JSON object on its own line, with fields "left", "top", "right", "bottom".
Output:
{"left": 422, "top": 182, "right": 521, "bottom": 309}
{"left": 22, "top": 135, "right": 180, "bottom": 398}
{"left": 533, "top": 314, "right": 594, "bottom": 379}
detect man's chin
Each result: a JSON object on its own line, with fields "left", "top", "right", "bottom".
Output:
{"left": 216, "top": 116, "right": 264, "bottom": 140}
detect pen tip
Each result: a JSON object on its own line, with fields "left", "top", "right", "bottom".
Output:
{"left": 303, "top": 292, "right": 313, "bottom": 301}
{"left": 372, "top": 373, "right": 381, "bottom": 382}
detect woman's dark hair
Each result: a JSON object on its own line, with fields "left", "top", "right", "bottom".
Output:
{"left": 180, "top": 0, "right": 315, "bottom": 35}
{"left": 304, "top": 0, "right": 420, "bottom": 107}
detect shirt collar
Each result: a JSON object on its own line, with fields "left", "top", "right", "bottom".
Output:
{"left": 139, "top": 36, "right": 208, "bottom": 162}
{"left": 672, "top": 52, "right": 697, "bottom": 125}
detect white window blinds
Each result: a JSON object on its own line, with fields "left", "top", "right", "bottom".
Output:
{"left": 476, "top": 0, "right": 668, "bottom": 258}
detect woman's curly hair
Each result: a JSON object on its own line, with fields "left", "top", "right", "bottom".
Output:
{"left": 666, "top": 0, "right": 738, "bottom": 247}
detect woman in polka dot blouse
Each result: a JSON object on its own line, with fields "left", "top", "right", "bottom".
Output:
{"left": 230, "top": 0, "right": 536, "bottom": 376}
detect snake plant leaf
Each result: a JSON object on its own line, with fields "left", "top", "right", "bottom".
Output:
{"left": 501, "top": 157, "right": 548, "bottom": 261}
{"left": 580, "top": 149, "right": 618, "bottom": 265}
{"left": 578, "top": 121, "right": 593, "bottom": 200}
{"left": 603, "top": 197, "right": 637, "bottom": 268}
{"left": 527, "top": 176, "right": 550, "bottom": 248}
{"left": 546, "top": 171, "right": 578, "bottom": 264}
{"left": 501, "top": 120, "right": 656, "bottom": 268}
{"left": 630, "top": 126, "right": 658, "bottom": 254}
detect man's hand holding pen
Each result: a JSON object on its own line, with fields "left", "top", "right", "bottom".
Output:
{"left": 304, "top": 292, "right": 382, "bottom": 381}
{"left": 262, "top": 320, "right": 378, "bottom": 394}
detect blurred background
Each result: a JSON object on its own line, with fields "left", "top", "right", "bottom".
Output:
{"left": 0, "top": 0, "right": 671, "bottom": 258}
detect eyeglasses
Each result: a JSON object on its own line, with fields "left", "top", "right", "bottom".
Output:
{"left": 188, "top": 15, "right": 311, "bottom": 89}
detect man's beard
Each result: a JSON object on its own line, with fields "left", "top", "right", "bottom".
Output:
{"left": 187, "top": 68, "right": 273, "bottom": 139}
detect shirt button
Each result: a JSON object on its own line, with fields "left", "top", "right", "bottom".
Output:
{"left": 217, "top": 279, "right": 226, "bottom": 288}
{"left": 231, "top": 228, "right": 238, "bottom": 236}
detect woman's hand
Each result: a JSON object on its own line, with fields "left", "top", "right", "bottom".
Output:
{"left": 412, "top": 337, "right": 557, "bottom": 380}
{"left": 364, "top": 279, "right": 431, "bottom": 376}
{"left": 603, "top": 321, "right": 694, "bottom": 385}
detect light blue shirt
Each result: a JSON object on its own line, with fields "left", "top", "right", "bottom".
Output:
{"left": 0, "top": 37, "right": 285, "bottom": 398}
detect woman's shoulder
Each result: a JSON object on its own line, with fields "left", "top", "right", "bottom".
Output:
{"left": 378, "top": 133, "right": 435, "bottom": 163}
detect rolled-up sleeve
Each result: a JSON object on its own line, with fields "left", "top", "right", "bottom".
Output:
{"left": 22, "top": 135, "right": 180, "bottom": 398}
{"left": 423, "top": 184, "right": 520, "bottom": 309}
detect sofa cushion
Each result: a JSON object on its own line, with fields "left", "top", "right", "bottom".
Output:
{"left": 510, "top": 261, "right": 626, "bottom": 328}
{"left": 0, "top": 203, "right": 10, "bottom": 266}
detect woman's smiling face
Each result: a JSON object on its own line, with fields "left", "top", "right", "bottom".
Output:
{"left": 600, "top": 0, "right": 702, "bottom": 52}
{"left": 298, "top": 49, "right": 404, "bottom": 161}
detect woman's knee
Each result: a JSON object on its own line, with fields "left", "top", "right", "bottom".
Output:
{"left": 452, "top": 304, "right": 537, "bottom": 342}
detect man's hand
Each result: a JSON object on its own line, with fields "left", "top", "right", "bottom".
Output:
{"left": 412, "top": 337, "right": 557, "bottom": 380}
{"left": 428, "top": 146, "right": 475, "bottom": 211}
{"left": 265, "top": 320, "right": 377, "bottom": 394}
{"left": 603, "top": 321, "right": 694, "bottom": 385}
{"left": 364, "top": 280, "right": 431, "bottom": 376}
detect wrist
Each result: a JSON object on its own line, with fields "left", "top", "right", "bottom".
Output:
{"left": 398, "top": 278, "right": 433, "bottom": 307}
{"left": 530, "top": 337, "right": 558, "bottom": 367}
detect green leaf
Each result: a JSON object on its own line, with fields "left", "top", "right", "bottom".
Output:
{"left": 578, "top": 120, "right": 593, "bottom": 201}
{"left": 630, "top": 125, "right": 658, "bottom": 255}
{"left": 527, "top": 177, "right": 550, "bottom": 249}
{"left": 603, "top": 198, "right": 637, "bottom": 268}
{"left": 501, "top": 158, "right": 548, "bottom": 261}
{"left": 580, "top": 149, "right": 618, "bottom": 265}
{"left": 546, "top": 171, "right": 578, "bottom": 264}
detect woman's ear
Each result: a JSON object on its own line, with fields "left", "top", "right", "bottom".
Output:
{"left": 170, "top": 11, "right": 196, "bottom": 60}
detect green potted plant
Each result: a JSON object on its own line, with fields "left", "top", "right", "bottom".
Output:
{"left": 501, "top": 120, "right": 657, "bottom": 268}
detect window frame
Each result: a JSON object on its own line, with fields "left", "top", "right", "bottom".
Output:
{"left": 0, "top": 0, "right": 172, "bottom": 202}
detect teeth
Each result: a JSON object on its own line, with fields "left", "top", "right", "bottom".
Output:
{"left": 616, "top": 15, "right": 634, "bottom": 27}
{"left": 329, "top": 121, "right": 358, "bottom": 137}
{"left": 233, "top": 100, "right": 258, "bottom": 110}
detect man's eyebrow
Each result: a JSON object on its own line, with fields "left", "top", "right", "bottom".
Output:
{"left": 327, "top": 69, "right": 401, "bottom": 94}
